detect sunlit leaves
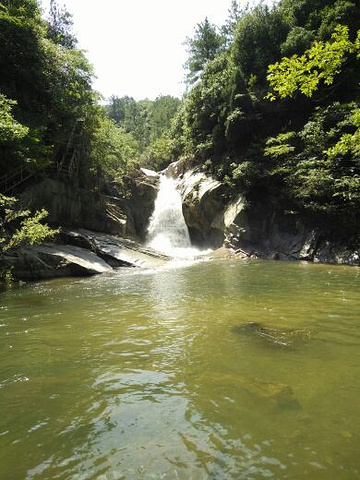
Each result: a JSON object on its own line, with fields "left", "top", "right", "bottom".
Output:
{"left": 0, "top": 194, "right": 59, "bottom": 252}
{"left": 264, "top": 132, "right": 297, "bottom": 158}
{"left": 0, "top": 94, "right": 29, "bottom": 143}
{"left": 90, "top": 114, "right": 138, "bottom": 178}
{"left": 326, "top": 107, "right": 360, "bottom": 159}
{"left": 267, "top": 25, "right": 358, "bottom": 100}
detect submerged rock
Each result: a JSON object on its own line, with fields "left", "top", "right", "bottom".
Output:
{"left": 233, "top": 321, "right": 312, "bottom": 348}
{"left": 210, "top": 373, "right": 301, "bottom": 409}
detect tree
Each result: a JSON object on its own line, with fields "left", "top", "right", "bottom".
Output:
{"left": 267, "top": 25, "right": 360, "bottom": 99}
{"left": 0, "top": 94, "right": 29, "bottom": 145}
{"left": 232, "top": 4, "right": 289, "bottom": 86}
{"left": 184, "top": 17, "right": 225, "bottom": 85}
{"left": 221, "top": 0, "right": 247, "bottom": 46}
{"left": 90, "top": 113, "right": 138, "bottom": 185}
{"left": 0, "top": 94, "right": 30, "bottom": 174}
{"left": 0, "top": 193, "right": 58, "bottom": 253}
{"left": 46, "top": 0, "right": 77, "bottom": 49}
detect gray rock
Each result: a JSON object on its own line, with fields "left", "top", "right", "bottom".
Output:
{"left": 126, "top": 169, "right": 159, "bottom": 240}
{"left": 75, "top": 229, "right": 170, "bottom": 268}
{"left": 2, "top": 228, "right": 171, "bottom": 281}
{"left": 314, "top": 241, "right": 360, "bottom": 266}
{"left": 175, "top": 166, "right": 226, "bottom": 247}
{"left": 6, "top": 243, "right": 113, "bottom": 281}
{"left": 21, "top": 179, "right": 135, "bottom": 237}
{"left": 299, "top": 230, "right": 319, "bottom": 261}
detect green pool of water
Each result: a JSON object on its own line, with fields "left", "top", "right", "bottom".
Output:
{"left": 1, "top": 258, "right": 360, "bottom": 479}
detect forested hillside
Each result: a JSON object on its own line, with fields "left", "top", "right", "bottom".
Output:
{"left": 173, "top": 0, "right": 360, "bottom": 236}
{"left": 1, "top": 0, "right": 360, "bottom": 256}
{"left": 0, "top": 0, "right": 143, "bottom": 189}
{"left": 106, "top": 95, "right": 180, "bottom": 171}
{"left": 0, "top": 0, "right": 179, "bottom": 255}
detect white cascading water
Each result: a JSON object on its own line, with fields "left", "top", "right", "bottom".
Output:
{"left": 147, "top": 174, "right": 200, "bottom": 258}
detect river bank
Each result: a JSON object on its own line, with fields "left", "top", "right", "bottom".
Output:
{"left": 2, "top": 160, "right": 359, "bottom": 283}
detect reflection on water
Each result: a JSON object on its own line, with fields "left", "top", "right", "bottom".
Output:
{"left": 1, "top": 259, "right": 360, "bottom": 479}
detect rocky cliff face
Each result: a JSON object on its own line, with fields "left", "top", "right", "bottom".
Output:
{"left": 11, "top": 162, "right": 360, "bottom": 271}
{"left": 125, "top": 168, "right": 159, "bottom": 241}
{"left": 22, "top": 179, "right": 135, "bottom": 237}
{"left": 161, "top": 160, "right": 360, "bottom": 266}
{"left": 21, "top": 169, "right": 160, "bottom": 242}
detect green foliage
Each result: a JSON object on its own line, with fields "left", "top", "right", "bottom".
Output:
{"left": 90, "top": 114, "right": 138, "bottom": 180}
{"left": 6, "top": 208, "right": 58, "bottom": 250}
{"left": 0, "top": 193, "right": 59, "bottom": 252}
{"left": 142, "top": 135, "right": 175, "bottom": 172}
{"left": 179, "top": 52, "right": 236, "bottom": 157}
{"left": 232, "top": 4, "right": 289, "bottom": 86}
{"left": 261, "top": 103, "right": 360, "bottom": 219}
{"left": 280, "top": 26, "right": 315, "bottom": 56}
{"left": 326, "top": 106, "right": 360, "bottom": 159}
{"left": 221, "top": 0, "right": 247, "bottom": 46}
{"left": 0, "top": 0, "right": 101, "bottom": 182}
{"left": 0, "top": 94, "right": 29, "bottom": 143}
{"left": 184, "top": 17, "right": 225, "bottom": 85}
{"left": 267, "top": 25, "right": 359, "bottom": 99}
{"left": 264, "top": 132, "right": 297, "bottom": 158}
{"left": 106, "top": 95, "right": 180, "bottom": 166}
{"left": 279, "top": 0, "right": 359, "bottom": 38}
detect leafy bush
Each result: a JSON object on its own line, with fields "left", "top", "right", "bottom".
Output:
{"left": 0, "top": 193, "right": 59, "bottom": 252}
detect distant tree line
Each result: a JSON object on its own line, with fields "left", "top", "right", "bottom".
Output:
{"left": 105, "top": 95, "right": 181, "bottom": 171}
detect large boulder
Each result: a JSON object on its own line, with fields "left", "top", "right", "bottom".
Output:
{"left": 2, "top": 229, "right": 170, "bottom": 282}
{"left": 174, "top": 166, "right": 226, "bottom": 248}
{"left": 4, "top": 243, "right": 113, "bottom": 281}
{"left": 67, "top": 228, "right": 170, "bottom": 268}
{"left": 125, "top": 169, "right": 159, "bottom": 240}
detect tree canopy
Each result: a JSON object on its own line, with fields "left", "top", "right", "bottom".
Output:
{"left": 184, "top": 17, "right": 225, "bottom": 86}
{"left": 173, "top": 0, "right": 360, "bottom": 233}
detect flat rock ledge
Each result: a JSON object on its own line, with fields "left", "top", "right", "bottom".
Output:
{"left": 2, "top": 229, "right": 170, "bottom": 281}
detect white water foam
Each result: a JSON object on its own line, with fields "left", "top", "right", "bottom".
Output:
{"left": 146, "top": 175, "right": 209, "bottom": 259}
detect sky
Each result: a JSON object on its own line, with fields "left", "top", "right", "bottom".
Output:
{"left": 40, "top": 0, "right": 254, "bottom": 101}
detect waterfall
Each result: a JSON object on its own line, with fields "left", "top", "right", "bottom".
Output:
{"left": 147, "top": 174, "right": 196, "bottom": 258}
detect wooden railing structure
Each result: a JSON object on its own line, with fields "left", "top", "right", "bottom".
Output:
{"left": 0, "top": 165, "right": 35, "bottom": 195}
{"left": 0, "top": 157, "right": 79, "bottom": 196}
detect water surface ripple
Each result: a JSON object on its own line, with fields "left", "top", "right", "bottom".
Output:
{"left": 1, "top": 259, "right": 360, "bottom": 479}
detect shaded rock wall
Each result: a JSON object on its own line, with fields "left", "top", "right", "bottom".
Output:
{"left": 168, "top": 165, "right": 225, "bottom": 248}
{"left": 21, "top": 178, "right": 144, "bottom": 238}
{"left": 165, "top": 160, "right": 360, "bottom": 266}
{"left": 126, "top": 169, "right": 159, "bottom": 241}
